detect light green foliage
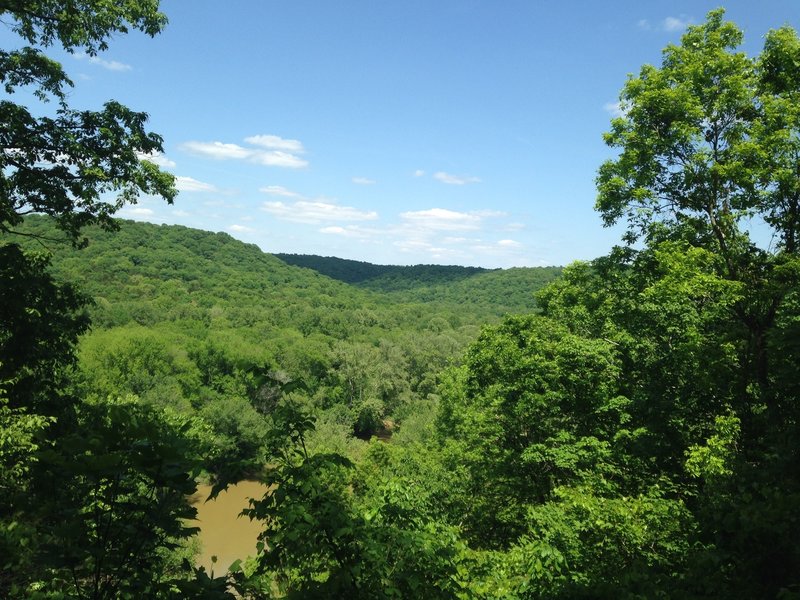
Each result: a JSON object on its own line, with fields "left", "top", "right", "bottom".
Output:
{"left": 597, "top": 8, "right": 757, "bottom": 250}
{"left": 328, "top": 339, "right": 412, "bottom": 436}
{"left": 436, "top": 315, "right": 628, "bottom": 545}
{"left": 685, "top": 413, "right": 740, "bottom": 479}
{"left": 517, "top": 485, "right": 693, "bottom": 599}
{"left": 79, "top": 326, "right": 194, "bottom": 407}
{"left": 241, "top": 401, "right": 469, "bottom": 599}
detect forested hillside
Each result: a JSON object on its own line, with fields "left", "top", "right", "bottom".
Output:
{"left": 276, "top": 253, "right": 561, "bottom": 312}
{"left": 275, "top": 253, "right": 490, "bottom": 286}
{"left": 2, "top": 4, "right": 800, "bottom": 599}
{"left": 13, "top": 215, "right": 556, "bottom": 467}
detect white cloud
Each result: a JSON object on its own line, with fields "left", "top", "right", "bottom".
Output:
{"left": 228, "top": 224, "right": 255, "bottom": 233}
{"left": 319, "top": 225, "right": 373, "bottom": 238}
{"left": 262, "top": 200, "right": 378, "bottom": 224}
{"left": 637, "top": 15, "right": 692, "bottom": 33}
{"left": 413, "top": 169, "right": 425, "bottom": 177}
{"left": 392, "top": 237, "right": 468, "bottom": 260}
{"left": 172, "top": 209, "right": 190, "bottom": 217}
{"left": 91, "top": 56, "right": 132, "bottom": 71}
{"left": 250, "top": 150, "right": 308, "bottom": 168}
{"left": 182, "top": 141, "right": 251, "bottom": 160}
{"left": 137, "top": 151, "right": 176, "bottom": 169}
{"left": 181, "top": 136, "right": 308, "bottom": 169}
{"left": 175, "top": 176, "right": 217, "bottom": 192}
{"left": 433, "top": 171, "right": 481, "bottom": 185}
{"left": 75, "top": 53, "right": 132, "bottom": 71}
{"left": 505, "top": 222, "right": 526, "bottom": 231}
{"left": 603, "top": 101, "right": 626, "bottom": 118}
{"left": 244, "top": 135, "right": 305, "bottom": 153}
{"left": 352, "top": 177, "right": 376, "bottom": 185}
{"left": 126, "top": 207, "right": 154, "bottom": 216}
{"left": 400, "top": 208, "right": 482, "bottom": 231}
{"left": 260, "top": 185, "right": 303, "bottom": 198}
{"left": 497, "top": 239, "right": 523, "bottom": 248}
{"left": 394, "top": 239, "right": 434, "bottom": 252}
{"left": 662, "top": 16, "right": 690, "bottom": 32}
{"left": 472, "top": 209, "right": 507, "bottom": 218}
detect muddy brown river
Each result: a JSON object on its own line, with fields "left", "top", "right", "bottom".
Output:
{"left": 190, "top": 480, "right": 268, "bottom": 574}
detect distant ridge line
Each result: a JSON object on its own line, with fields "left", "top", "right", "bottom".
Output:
{"left": 274, "top": 253, "right": 491, "bottom": 285}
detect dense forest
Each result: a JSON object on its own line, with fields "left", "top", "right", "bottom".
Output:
{"left": 2, "top": 3, "right": 800, "bottom": 599}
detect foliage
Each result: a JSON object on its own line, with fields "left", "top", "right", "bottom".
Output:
{"left": 0, "top": 1, "right": 222, "bottom": 597}
{"left": 0, "top": 2, "right": 175, "bottom": 245}
{"left": 27, "top": 395, "right": 209, "bottom": 598}
{"left": 241, "top": 400, "right": 468, "bottom": 599}
{"left": 0, "top": 243, "right": 90, "bottom": 412}
{"left": 275, "top": 253, "right": 489, "bottom": 286}
{"left": 4, "top": 7, "right": 800, "bottom": 598}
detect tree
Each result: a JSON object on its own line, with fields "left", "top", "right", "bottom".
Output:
{"left": 0, "top": 0, "right": 176, "bottom": 245}
{"left": 0, "top": 3, "right": 222, "bottom": 597}
{"left": 435, "top": 315, "right": 630, "bottom": 547}
{"left": 241, "top": 400, "right": 468, "bottom": 599}
{"left": 596, "top": 9, "right": 800, "bottom": 418}
{"left": 592, "top": 10, "right": 800, "bottom": 595}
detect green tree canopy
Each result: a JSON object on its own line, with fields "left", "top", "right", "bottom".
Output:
{"left": 0, "top": 0, "right": 175, "bottom": 244}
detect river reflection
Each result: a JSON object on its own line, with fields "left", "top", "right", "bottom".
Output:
{"left": 189, "top": 480, "right": 268, "bottom": 574}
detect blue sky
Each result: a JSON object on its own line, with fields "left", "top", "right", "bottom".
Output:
{"left": 7, "top": 1, "right": 800, "bottom": 267}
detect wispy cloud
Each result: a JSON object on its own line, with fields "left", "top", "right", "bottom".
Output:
{"left": 662, "top": 16, "right": 691, "bottom": 32}
{"left": 262, "top": 200, "right": 378, "bottom": 224}
{"left": 392, "top": 238, "right": 469, "bottom": 261}
{"left": 75, "top": 53, "right": 132, "bottom": 71}
{"left": 472, "top": 209, "right": 507, "bottom": 218}
{"left": 497, "top": 239, "right": 523, "bottom": 248}
{"left": 400, "top": 208, "right": 482, "bottom": 231}
{"left": 228, "top": 224, "right": 255, "bottom": 233}
{"left": 244, "top": 135, "right": 304, "bottom": 153}
{"left": 603, "top": 101, "right": 626, "bottom": 118}
{"left": 413, "top": 169, "right": 425, "bottom": 177}
{"left": 181, "top": 141, "right": 249, "bottom": 160}
{"left": 638, "top": 15, "right": 692, "bottom": 33}
{"left": 124, "top": 207, "right": 154, "bottom": 216}
{"left": 181, "top": 135, "right": 308, "bottom": 169}
{"left": 137, "top": 151, "right": 176, "bottom": 169}
{"left": 319, "top": 225, "right": 373, "bottom": 238}
{"left": 433, "top": 171, "right": 481, "bottom": 185}
{"left": 352, "top": 177, "right": 376, "bottom": 185}
{"left": 260, "top": 185, "right": 303, "bottom": 198}
{"left": 175, "top": 176, "right": 217, "bottom": 192}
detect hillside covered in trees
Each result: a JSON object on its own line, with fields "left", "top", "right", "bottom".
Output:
{"left": 2, "top": 3, "right": 800, "bottom": 599}
{"left": 276, "top": 253, "right": 561, "bottom": 311}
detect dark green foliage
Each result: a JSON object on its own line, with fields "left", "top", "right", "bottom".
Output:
{"left": 28, "top": 396, "right": 209, "bottom": 598}
{"left": 277, "top": 252, "right": 562, "bottom": 316}
{"left": 275, "top": 253, "right": 489, "bottom": 286}
{"left": 0, "top": 1, "right": 226, "bottom": 596}
{"left": 0, "top": 243, "right": 89, "bottom": 412}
